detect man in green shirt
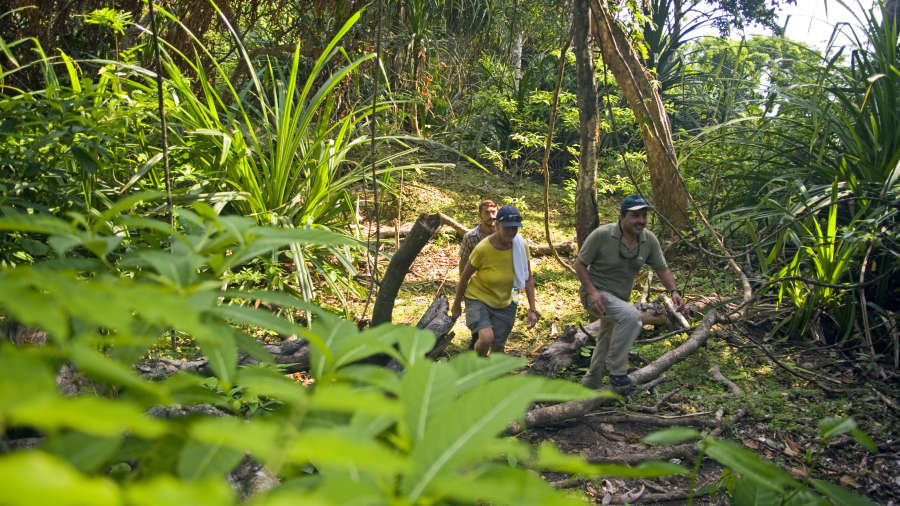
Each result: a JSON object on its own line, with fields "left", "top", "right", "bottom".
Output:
{"left": 574, "top": 195, "right": 684, "bottom": 388}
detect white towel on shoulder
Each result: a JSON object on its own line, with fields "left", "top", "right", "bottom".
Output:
{"left": 512, "top": 234, "right": 529, "bottom": 290}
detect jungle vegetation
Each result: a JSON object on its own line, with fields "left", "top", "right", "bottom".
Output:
{"left": 0, "top": 0, "right": 897, "bottom": 504}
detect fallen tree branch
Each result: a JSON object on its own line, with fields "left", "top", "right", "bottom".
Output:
{"left": 584, "top": 411, "right": 716, "bottom": 427}
{"left": 514, "top": 309, "right": 718, "bottom": 432}
{"left": 663, "top": 295, "right": 690, "bottom": 329}
{"left": 709, "top": 363, "right": 743, "bottom": 396}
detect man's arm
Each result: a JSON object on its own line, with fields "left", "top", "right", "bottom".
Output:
{"left": 575, "top": 258, "right": 606, "bottom": 315}
{"left": 524, "top": 274, "right": 538, "bottom": 328}
{"left": 458, "top": 235, "right": 474, "bottom": 277}
{"left": 452, "top": 263, "right": 476, "bottom": 318}
{"left": 655, "top": 267, "right": 684, "bottom": 310}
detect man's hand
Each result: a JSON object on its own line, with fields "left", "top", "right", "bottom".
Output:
{"left": 526, "top": 309, "right": 539, "bottom": 328}
{"left": 451, "top": 300, "right": 462, "bottom": 319}
{"left": 474, "top": 335, "right": 492, "bottom": 356}
{"left": 588, "top": 291, "right": 606, "bottom": 316}
{"left": 671, "top": 291, "right": 685, "bottom": 311}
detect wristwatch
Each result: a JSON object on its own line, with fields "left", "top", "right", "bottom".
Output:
{"left": 670, "top": 288, "right": 681, "bottom": 296}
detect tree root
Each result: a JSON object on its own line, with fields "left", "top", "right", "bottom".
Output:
{"left": 709, "top": 363, "right": 743, "bottom": 396}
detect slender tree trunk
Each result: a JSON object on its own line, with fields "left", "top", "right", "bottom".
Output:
{"left": 574, "top": 0, "right": 600, "bottom": 246}
{"left": 371, "top": 214, "right": 442, "bottom": 326}
{"left": 410, "top": 37, "right": 423, "bottom": 136}
{"left": 589, "top": 0, "right": 690, "bottom": 232}
{"left": 511, "top": 32, "right": 524, "bottom": 88}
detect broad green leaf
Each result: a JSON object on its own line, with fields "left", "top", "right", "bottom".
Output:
{"left": 158, "top": 373, "right": 228, "bottom": 406}
{"left": 0, "top": 212, "right": 74, "bottom": 236}
{"left": 348, "top": 412, "right": 396, "bottom": 439}
{"left": 703, "top": 439, "right": 800, "bottom": 493}
{"left": 177, "top": 439, "right": 245, "bottom": 481}
{"left": 0, "top": 272, "right": 70, "bottom": 339}
{"left": 309, "top": 384, "right": 401, "bottom": 417}
{"left": 0, "top": 349, "right": 56, "bottom": 411}
{"left": 70, "top": 342, "right": 166, "bottom": 402}
{"left": 232, "top": 329, "right": 274, "bottom": 363}
{"left": 809, "top": 478, "right": 877, "bottom": 506}
{"left": 0, "top": 451, "right": 120, "bottom": 506}
{"left": 194, "top": 329, "right": 237, "bottom": 384}
{"left": 403, "top": 375, "right": 577, "bottom": 500}
{"left": 429, "top": 466, "right": 587, "bottom": 506}
{"left": 42, "top": 432, "right": 122, "bottom": 473}
{"left": 285, "top": 428, "right": 408, "bottom": 477}
{"left": 237, "top": 366, "right": 307, "bottom": 409}
{"left": 210, "top": 305, "right": 308, "bottom": 343}
{"left": 394, "top": 326, "right": 437, "bottom": 366}
{"left": 850, "top": 428, "right": 877, "bottom": 452}
{"left": 732, "top": 476, "right": 785, "bottom": 506}
{"left": 125, "top": 249, "right": 204, "bottom": 287}
{"left": 330, "top": 331, "right": 402, "bottom": 370}
{"left": 124, "top": 475, "right": 234, "bottom": 506}
{"left": 189, "top": 417, "right": 280, "bottom": 462}
{"left": 11, "top": 396, "right": 168, "bottom": 438}
{"left": 401, "top": 360, "right": 457, "bottom": 443}
{"left": 306, "top": 315, "right": 357, "bottom": 378}
{"left": 532, "top": 442, "right": 599, "bottom": 475}
{"left": 220, "top": 289, "right": 324, "bottom": 316}
{"left": 449, "top": 352, "right": 528, "bottom": 394}
{"left": 818, "top": 417, "right": 858, "bottom": 440}
{"left": 337, "top": 364, "right": 401, "bottom": 394}
{"left": 642, "top": 427, "right": 702, "bottom": 445}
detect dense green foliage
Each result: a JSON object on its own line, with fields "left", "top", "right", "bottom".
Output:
{"left": 0, "top": 0, "right": 897, "bottom": 503}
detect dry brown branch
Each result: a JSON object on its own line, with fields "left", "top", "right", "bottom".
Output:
{"left": 662, "top": 295, "right": 690, "bottom": 329}
{"left": 641, "top": 271, "right": 653, "bottom": 304}
{"left": 530, "top": 240, "right": 577, "bottom": 257}
{"left": 709, "top": 363, "right": 743, "bottom": 396}
{"left": 587, "top": 443, "right": 696, "bottom": 465}
{"left": 584, "top": 411, "right": 716, "bottom": 427}
{"left": 436, "top": 212, "right": 468, "bottom": 237}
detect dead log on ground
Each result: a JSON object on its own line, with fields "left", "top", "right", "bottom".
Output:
{"left": 417, "top": 295, "right": 458, "bottom": 359}
{"left": 372, "top": 213, "right": 443, "bottom": 326}
{"left": 530, "top": 240, "right": 577, "bottom": 257}
{"left": 375, "top": 212, "right": 467, "bottom": 240}
{"left": 512, "top": 309, "right": 718, "bottom": 432}
{"left": 136, "top": 338, "right": 310, "bottom": 380}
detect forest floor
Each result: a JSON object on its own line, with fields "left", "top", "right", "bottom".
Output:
{"left": 333, "top": 164, "right": 900, "bottom": 504}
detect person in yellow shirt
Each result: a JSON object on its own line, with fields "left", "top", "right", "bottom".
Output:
{"left": 452, "top": 205, "right": 539, "bottom": 356}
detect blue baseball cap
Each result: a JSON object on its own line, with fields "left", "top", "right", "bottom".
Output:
{"left": 620, "top": 195, "right": 649, "bottom": 214}
{"left": 496, "top": 205, "right": 522, "bottom": 227}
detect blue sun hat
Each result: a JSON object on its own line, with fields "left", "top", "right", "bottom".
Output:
{"left": 496, "top": 205, "right": 523, "bottom": 227}
{"left": 620, "top": 195, "right": 650, "bottom": 214}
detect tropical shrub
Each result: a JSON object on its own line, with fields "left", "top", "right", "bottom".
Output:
{"left": 0, "top": 202, "right": 687, "bottom": 505}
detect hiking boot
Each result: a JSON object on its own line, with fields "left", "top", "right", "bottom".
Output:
{"left": 609, "top": 374, "right": 632, "bottom": 387}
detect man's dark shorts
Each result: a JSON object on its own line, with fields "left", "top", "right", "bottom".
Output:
{"left": 465, "top": 297, "right": 517, "bottom": 348}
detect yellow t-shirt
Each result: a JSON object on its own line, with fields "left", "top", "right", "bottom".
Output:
{"left": 465, "top": 238, "right": 529, "bottom": 308}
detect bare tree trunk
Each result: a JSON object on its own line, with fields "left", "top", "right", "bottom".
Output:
{"left": 371, "top": 213, "right": 442, "bottom": 326}
{"left": 589, "top": 0, "right": 690, "bottom": 232}
{"left": 574, "top": 0, "right": 600, "bottom": 246}
{"left": 511, "top": 32, "right": 524, "bottom": 87}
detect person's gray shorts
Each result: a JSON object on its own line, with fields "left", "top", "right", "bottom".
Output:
{"left": 465, "top": 298, "right": 517, "bottom": 348}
